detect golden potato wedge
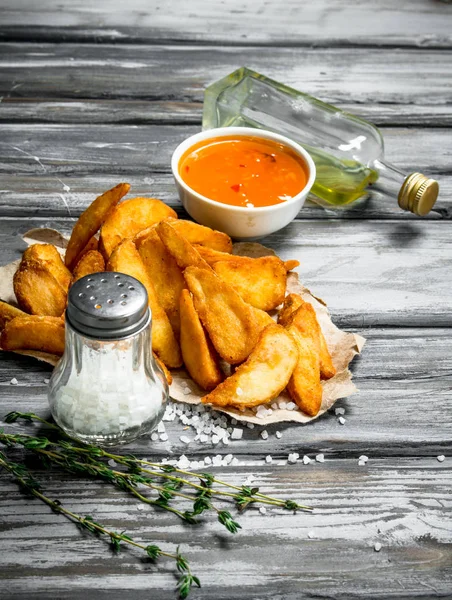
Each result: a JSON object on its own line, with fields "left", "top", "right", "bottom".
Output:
{"left": 154, "top": 352, "right": 173, "bottom": 386}
{"left": 65, "top": 182, "right": 130, "bottom": 270}
{"left": 170, "top": 219, "right": 232, "bottom": 252}
{"left": 285, "top": 302, "right": 323, "bottom": 417}
{"left": 14, "top": 259, "right": 67, "bottom": 317}
{"left": 99, "top": 197, "right": 177, "bottom": 258}
{"left": 156, "top": 220, "right": 211, "bottom": 271}
{"left": 1, "top": 315, "right": 65, "bottom": 355}
{"left": 184, "top": 266, "right": 263, "bottom": 364}
{"left": 194, "top": 245, "right": 233, "bottom": 265}
{"left": 278, "top": 293, "right": 336, "bottom": 380}
{"left": 24, "top": 243, "right": 72, "bottom": 292}
{"left": 212, "top": 255, "right": 287, "bottom": 311}
{"left": 284, "top": 259, "right": 300, "bottom": 271}
{"left": 202, "top": 323, "right": 298, "bottom": 409}
{"left": 107, "top": 239, "right": 182, "bottom": 368}
{"left": 137, "top": 227, "right": 185, "bottom": 338}
{"left": 0, "top": 301, "right": 27, "bottom": 330}
{"left": 72, "top": 250, "right": 105, "bottom": 283}
{"left": 75, "top": 235, "right": 99, "bottom": 262}
{"left": 180, "top": 289, "right": 223, "bottom": 391}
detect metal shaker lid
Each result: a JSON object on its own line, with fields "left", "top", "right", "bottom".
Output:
{"left": 66, "top": 272, "right": 150, "bottom": 340}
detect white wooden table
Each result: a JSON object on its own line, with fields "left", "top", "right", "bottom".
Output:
{"left": 0, "top": 1, "right": 451, "bottom": 598}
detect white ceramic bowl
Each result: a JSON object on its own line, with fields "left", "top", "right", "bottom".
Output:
{"left": 171, "top": 127, "right": 316, "bottom": 240}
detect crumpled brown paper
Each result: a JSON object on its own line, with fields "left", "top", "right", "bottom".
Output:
{"left": 0, "top": 229, "right": 365, "bottom": 424}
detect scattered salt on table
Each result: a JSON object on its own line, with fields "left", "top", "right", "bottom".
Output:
{"left": 159, "top": 432, "right": 168, "bottom": 442}
{"left": 308, "top": 531, "right": 315, "bottom": 539}
{"left": 315, "top": 453, "right": 325, "bottom": 463}
{"left": 44, "top": 378, "right": 50, "bottom": 384}
{"left": 359, "top": 455, "right": 369, "bottom": 463}
{"left": 374, "top": 542, "right": 382, "bottom": 552}
{"left": 335, "top": 407, "right": 345, "bottom": 416}
{"left": 180, "top": 435, "right": 191, "bottom": 444}
{"left": 437, "top": 455, "right": 446, "bottom": 462}
{"left": 338, "top": 416, "right": 346, "bottom": 425}
{"left": 275, "top": 431, "right": 282, "bottom": 439}
{"left": 231, "top": 428, "right": 243, "bottom": 440}
{"left": 259, "top": 507, "right": 267, "bottom": 515}
{"left": 10, "top": 378, "right": 18, "bottom": 386}
{"left": 302, "top": 455, "right": 311, "bottom": 465}
{"left": 265, "top": 455, "right": 273, "bottom": 464}
{"left": 107, "top": 459, "right": 117, "bottom": 467}
{"left": 260, "top": 430, "right": 269, "bottom": 440}
{"left": 288, "top": 453, "right": 299, "bottom": 464}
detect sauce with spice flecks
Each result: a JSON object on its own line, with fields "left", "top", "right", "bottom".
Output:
{"left": 179, "top": 135, "right": 308, "bottom": 208}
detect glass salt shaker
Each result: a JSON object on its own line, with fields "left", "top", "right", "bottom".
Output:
{"left": 48, "top": 272, "right": 168, "bottom": 446}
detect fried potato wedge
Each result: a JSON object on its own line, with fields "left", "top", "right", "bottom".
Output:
{"left": 284, "top": 259, "right": 300, "bottom": 271}
{"left": 154, "top": 352, "right": 173, "bottom": 386}
{"left": 212, "top": 256, "right": 287, "bottom": 311}
{"left": 202, "top": 323, "right": 298, "bottom": 409}
{"left": 279, "top": 293, "right": 336, "bottom": 380}
{"left": 156, "top": 220, "right": 211, "bottom": 271}
{"left": 180, "top": 289, "right": 223, "bottom": 391}
{"left": 137, "top": 227, "right": 185, "bottom": 338}
{"left": 76, "top": 235, "right": 99, "bottom": 260}
{"left": 72, "top": 250, "right": 105, "bottom": 283}
{"left": 169, "top": 220, "right": 232, "bottom": 252}
{"left": 0, "top": 301, "right": 27, "bottom": 330}
{"left": 14, "top": 259, "right": 67, "bottom": 317}
{"left": 65, "top": 182, "right": 130, "bottom": 270}
{"left": 184, "top": 266, "right": 264, "bottom": 364}
{"left": 107, "top": 239, "right": 182, "bottom": 368}
{"left": 194, "top": 245, "right": 233, "bottom": 265}
{"left": 1, "top": 316, "right": 65, "bottom": 355}
{"left": 100, "top": 197, "right": 177, "bottom": 258}
{"left": 24, "top": 243, "right": 72, "bottom": 292}
{"left": 284, "top": 302, "right": 323, "bottom": 417}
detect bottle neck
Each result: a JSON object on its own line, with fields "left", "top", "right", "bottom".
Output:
{"left": 371, "top": 159, "right": 407, "bottom": 196}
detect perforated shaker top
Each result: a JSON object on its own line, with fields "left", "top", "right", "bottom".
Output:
{"left": 66, "top": 272, "right": 150, "bottom": 339}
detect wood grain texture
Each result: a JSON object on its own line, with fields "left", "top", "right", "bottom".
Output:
{"left": 1, "top": 216, "right": 451, "bottom": 327}
{"left": 1, "top": 44, "right": 451, "bottom": 109}
{"left": 1, "top": 327, "right": 451, "bottom": 457}
{"left": 0, "top": 0, "right": 451, "bottom": 47}
{"left": 0, "top": 458, "right": 451, "bottom": 599}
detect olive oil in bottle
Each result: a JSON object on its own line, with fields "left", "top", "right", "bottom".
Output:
{"left": 203, "top": 68, "right": 438, "bottom": 215}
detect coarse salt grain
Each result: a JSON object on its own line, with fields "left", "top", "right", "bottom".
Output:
{"left": 180, "top": 435, "right": 191, "bottom": 444}
{"left": 108, "top": 459, "right": 117, "bottom": 467}
{"left": 286, "top": 402, "right": 297, "bottom": 411}
{"left": 212, "top": 435, "right": 220, "bottom": 444}
{"left": 374, "top": 542, "right": 382, "bottom": 552}
{"left": 236, "top": 387, "right": 243, "bottom": 396}
{"left": 288, "top": 453, "right": 299, "bottom": 464}
{"left": 358, "top": 460, "right": 367, "bottom": 466}
{"left": 44, "top": 378, "right": 50, "bottom": 384}
{"left": 335, "top": 407, "right": 345, "bottom": 416}
{"left": 302, "top": 455, "right": 311, "bottom": 465}
{"left": 231, "top": 428, "right": 243, "bottom": 440}
{"left": 151, "top": 432, "right": 159, "bottom": 441}
{"left": 308, "top": 531, "right": 315, "bottom": 539}
{"left": 437, "top": 455, "right": 446, "bottom": 462}
{"left": 247, "top": 423, "right": 255, "bottom": 429}
{"left": 275, "top": 431, "right": 282, "bottom": 439}
{"left": 157, "top": 422, "right": 166, "bottom": 433}
{"left": 265, "top": 455, "right": 273, "bottom": 464}
{"left": 260, "top": 430, "right": 269, "bottom": 440}
{"left": 159, "top": 432, "right": 168, "bottom": 441}
{"left": 259, "top": 506, "right": 267, "bottom": 515}
{"left": 204, "top": 456, "right": 212, "bottom": 465}
{"left": 315, "top": 454, "right": 325, "bottom": 463}
{"left": 338, "top": 416, "right": 346, "bottom": 425}
{"left": 359, "top": 455, "right": 369, "bottom": 463}
{"left": 10, "top": 378, "right": 18, "bottom": 385}
{"left": 231, "top": 457, "right": 239, "bottom": 466}
{"left": 183, "top": 387, "right": 191, "bottom": 396}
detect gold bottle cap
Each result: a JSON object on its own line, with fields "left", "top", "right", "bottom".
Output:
{"left": 398, "top": 172, "right": 439, "bottom": 216}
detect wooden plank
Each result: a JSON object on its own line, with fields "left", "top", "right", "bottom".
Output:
{"left": 0, "top": 458, "right": 451, "bottom": 599}
{"left": 0, "top": 0, "right": 451, "bottom": 47}
{"left": 1, "top": 44, "right": 452, "bottom": 110}
{"left": 3, "top": 99, "right": 452, "bottom": 128}
{"left": 0, "top": 217, "right": 451, "bottom": 327}
{"left": 0, "top": 174, "right": 450, "bottom": 221}
{"left": 0, "top": 124, "right": 450, "bottom": 221}
{"left": 1, "top": 323, "right": 451, "bottom": 458}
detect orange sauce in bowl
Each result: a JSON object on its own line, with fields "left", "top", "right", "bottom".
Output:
{"left": 179, "top": 135, "right": 308, "bottom": 208}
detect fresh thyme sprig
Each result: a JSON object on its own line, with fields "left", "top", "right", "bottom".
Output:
{"left": 3, "top": 411, "right": 312, "bottom": 513}
{"left": 0, "top": 450, "right": 200, "bottom": 599}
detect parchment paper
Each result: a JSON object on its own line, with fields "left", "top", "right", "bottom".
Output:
{"left": 0, "top": 228, "right": 365, "bottom": 424}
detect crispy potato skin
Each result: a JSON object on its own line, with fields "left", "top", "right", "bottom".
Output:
{"left": 14, "top": 259, "right": 67, "bottom": 317}
{"left": 72, "top": 250, "right": 105, "bottom": 283}
{"left": 24, "top": 244, "right": 72, "bottom": 292}
{"left": 169, "top": 220, "right": 232, "bottom": 252}
{"left": 107, "top": 239, "right": 182, "bottom": 368}
{"left": 285, "top": 302, "right": 323, "bottom": 417}
{"left": 65, "top": 182, "right": 130, "bottom": 270}
{"left": 212, "top": 256, "right": 287, "bottom": 311}
{"left": 153, "top": 352, "right": 173, "bottom": 385}
{"left": 156, "top": 220, "right": 212, "bottom": 271}
{"left": 100, "top": 197, "right": 177, "bottom": 258}
{"left": 180, "top": 289, "right": 223, "bottom": 391}
{"left": 0, "top": 301, "right": 27, "bottom": 330}
{"left": 138, "top": 227, "right": 185, "bottom": 338}
{"left": 1, "top": 316, "right": 65, "bottom": 355}
{"left": 202, "top": 323, "right": 298, "bottom": 409}
{"left": 184, "top": 266, "right": 263, "bottom": 364}
{"left": 278, "top": 293, "right": 336, "bottom": 380}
